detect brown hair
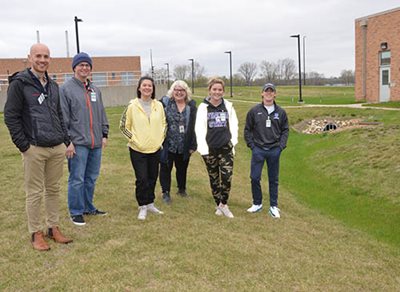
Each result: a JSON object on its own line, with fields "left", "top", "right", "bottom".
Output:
{"left": 207, "top": 77, "right": 225, "bottom": 91}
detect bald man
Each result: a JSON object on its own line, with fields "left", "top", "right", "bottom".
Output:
{"left": 4, "top": 44, "right": 73, "bottom": 251}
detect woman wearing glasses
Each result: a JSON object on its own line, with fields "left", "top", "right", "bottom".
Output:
{"left": 159, "top": 80, "right": 197, "bottom": 203}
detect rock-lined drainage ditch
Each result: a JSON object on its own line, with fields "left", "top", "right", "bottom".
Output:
{"left": 293, "top": 118, "right": 381, "bottom": 134}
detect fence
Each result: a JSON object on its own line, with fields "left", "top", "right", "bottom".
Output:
{"left": 0, "top": 71, "right": 169, "bottom": 112}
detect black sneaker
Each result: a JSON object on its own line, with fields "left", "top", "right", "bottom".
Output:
{"left": 177, "top": 189, "right": 188, "bottom": 197}
{"left": 71, "top": 215, "right": 86, "bottom": 226}
{"left": 85, "top": 209, "right": 108, "bottom": 216}
{"left": 162, "top": 191, "right": 171, "bottom": 204}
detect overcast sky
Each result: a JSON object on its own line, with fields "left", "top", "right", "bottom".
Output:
{"left": 0, "top": 0, "right": 398, "bottom": 77}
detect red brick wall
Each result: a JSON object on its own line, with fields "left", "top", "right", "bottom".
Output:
{"left": 0, "top": 56, "right": 141, "bottom": 78}
{"left": 355, "top": 8, "right": 400, "bottom": 103}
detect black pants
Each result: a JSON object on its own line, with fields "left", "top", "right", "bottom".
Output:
{"left": 159, "top": 151, "right": 190, "bottom": 193}
{"left": 129, "top": 148, "right": 160, "bottom": 206}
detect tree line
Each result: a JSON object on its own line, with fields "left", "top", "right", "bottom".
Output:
{"left": 149, "top": 58, "right": 354, "bottom": 87}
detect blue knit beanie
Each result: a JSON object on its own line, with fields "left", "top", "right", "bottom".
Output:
{"left": 72, "top": 52, "right": 93, "bottom": 70}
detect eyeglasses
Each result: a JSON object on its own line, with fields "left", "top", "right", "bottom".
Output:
{"left": 77, "top": 63, "right": 91, "bottom": 68}
{"left": 174, "top": 89, "right": 186, "bottom": 93}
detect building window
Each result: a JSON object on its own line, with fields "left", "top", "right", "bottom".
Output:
{"left": 111, "top": 72, "right": 116, "bottom": 80}
{"left": 52, "top": 75, "right": 57, "bottom": 81}
{"left": 92, "top": 73, "right": 107, "bottom": 87}
{"left": 380, "top": 51, "right": 391, "bottom": 66}
{"left": 382, "top": 70, "right": 389, "bottom": 85}
{"left": 121, "top": 72, "right": 135, "bottom": 85}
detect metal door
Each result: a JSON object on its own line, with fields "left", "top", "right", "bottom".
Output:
{"left": 379, "top": 67, "right": 390, "bottom": 102}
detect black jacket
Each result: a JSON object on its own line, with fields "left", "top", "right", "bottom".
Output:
{"left": 4, "top": 69, "right": 70, "bottom": 152}
{"left": 244, "top": 102, "right": 289, "bottom": 150}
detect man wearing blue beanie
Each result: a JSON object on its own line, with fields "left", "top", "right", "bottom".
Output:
{"left": 72, "top": 52, "right": 93, "bottom": 70}
{"left": 60, "top": 52, "right": 109, "bottom": 226}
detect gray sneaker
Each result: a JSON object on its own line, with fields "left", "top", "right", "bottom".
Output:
{"left": 177, "top": 189, "right": 188, "bottom": 197}
{"left": 162, "top": 191, "right": 171, "bottom": 204}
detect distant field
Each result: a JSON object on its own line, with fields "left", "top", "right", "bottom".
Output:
{"left": 193, "top": 85, "right": 356, "bottom": 105}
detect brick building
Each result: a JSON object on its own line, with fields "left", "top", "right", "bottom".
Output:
{"left": 355, "top": 7, "right": 400, "bottom": 103}
{"left": 0, "top": 56, "right": 141, "bottom": 87}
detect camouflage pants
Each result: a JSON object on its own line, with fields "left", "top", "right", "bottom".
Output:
{"left": 202, "top": 151, "right": 234, "bottom": 205}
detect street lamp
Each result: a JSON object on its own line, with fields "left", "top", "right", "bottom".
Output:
{"left": 74, "top": 16, "right": 83, "bottom": 54}
{"left": 303, "top": 35, "right": 306, "bottom": 86}
{"left": 290, "top": 34, "right": 303, "bottom": 103}
{"left": 188, "top": 58, "right": 194, "bottom": 94}
{"left": 165, "top": 63, "right": 170, "bottom": 89}
{"left": 224, "top": 51, "right": 233, "bottom": 97}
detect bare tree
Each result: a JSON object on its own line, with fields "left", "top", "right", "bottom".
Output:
{"left": 340, "top": 69, "right": 355, "bottom": 85}
{"left": 173, "top": 65, "right": 190, "bottom": 80}
{"left": 172, "top": 62, "right": 206, "bottom": 82}
{"left": 279, "top": 58, "right": 296, "bottom": 83}
{"left": 194, "top": 62, "right": 206, "bottom": 79}
{"left": 260, "top": 60, "right": 278, "bottom": 83}
{"left": 307, "top": 71, "right": 326, "bottom": 86}
{"left": 238, "top": 62, "right": 258, "bottom": 86}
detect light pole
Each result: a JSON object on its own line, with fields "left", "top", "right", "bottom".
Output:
{"left": 165, "top": 63, "right": 170, "bottom": 89}
{"left": 290, "top": 34, "right": 303, "bottom": 103}
{"left": 150, "top": 49, "right": 154, "bottom": 78}
{"left": 188, "top": 58, "right": 194, "bottom": 93}
{"left": 224, "top": 51, "right": 233, "bottom": 97}
{"left": 303, "top": 35, "right": 306, "bottom": 86}
{"left": 74, "top": 16, "right": 83, "bottom": 54}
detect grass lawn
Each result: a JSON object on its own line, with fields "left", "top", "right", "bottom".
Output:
{"left": 1, "top": 94, "right": 399, "bottom": 290}
{"left": 193, "top": 85, "right": 356, "bottom": 105}
{"left": 363, "top": 101, "right": 400, "bottom": 108}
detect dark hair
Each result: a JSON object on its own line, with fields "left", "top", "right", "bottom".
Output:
{"left": 136, "top": 76, "right": 156, "bottom": 99}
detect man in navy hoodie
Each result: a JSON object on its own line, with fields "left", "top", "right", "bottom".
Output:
{"left": 4, "top": 43, "right": 73, "bottom": 251}
{"left": 244, "top": 83, "right": 289, "bottom": 218}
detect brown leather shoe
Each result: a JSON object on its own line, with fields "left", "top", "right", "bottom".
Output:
{"left": 48, "top": 226, "right": 73, "bottom": 244}
{"left": 31, "top": 231, "right": 50, "bottom": 251}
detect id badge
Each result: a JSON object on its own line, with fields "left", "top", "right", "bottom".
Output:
{"left": 266, "top": 118, "right": 271, "bottom": 128}
{"left": 220, "top": 113, "right": 226, "bottom": 122}
{"left": 38, "top": 93, "right": 45, "bottom": 105}
{"left": 179, "top": 125, "right": 185, "bottom": 133}
{"left": 90, "top": 92, "right": 97, "bottom": 102}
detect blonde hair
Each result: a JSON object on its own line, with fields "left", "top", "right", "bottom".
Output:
{"left": 207, "top": 77, "right": 225, "bottom": 91}
{"left": 166, "top": 80, "right": 192, "bottom": 103}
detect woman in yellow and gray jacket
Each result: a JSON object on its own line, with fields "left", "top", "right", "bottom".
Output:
{"left": 120, "top": 76, "right": 167, "bottom": 220}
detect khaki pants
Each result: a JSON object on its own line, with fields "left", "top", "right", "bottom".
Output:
{"left": 22, "top": 144, "right": 66, "bottom": 233}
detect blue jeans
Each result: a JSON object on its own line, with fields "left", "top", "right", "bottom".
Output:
{"left": 68, "top": 146, "right": 102, "bottom": 216}
{"left": 250, "top": 146, "right": 281, "bottom": 207}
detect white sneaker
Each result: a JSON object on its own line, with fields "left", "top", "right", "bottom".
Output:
{"left": 215, "top": 207, "right": 223, "bottom": 216}
{"left": 138, "top": 205, "right": 147, "bottom": 220}
{"left": 247, "top": 204, "right": 263, "bottom": 213}
{"left": 219, "top": 204, "right": 234, "bottom": 218}
{"left": 147, "top": 203, "right": 164, "bottom": 214}
{"left": 269, "top": 206, "right": 281, "bottom": 218}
